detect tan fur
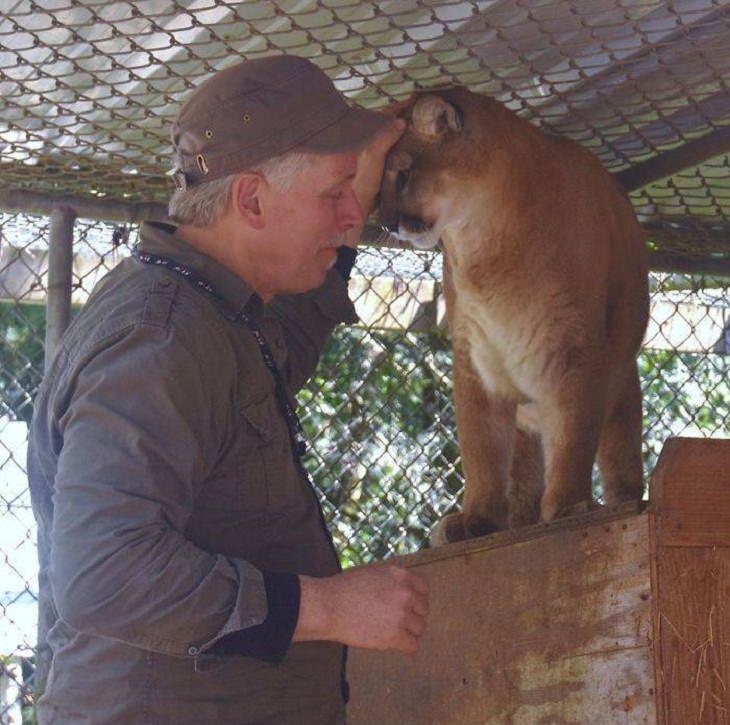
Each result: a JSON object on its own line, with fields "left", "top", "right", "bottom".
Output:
{"left": 379, "top": 88, "right": 649, "bottom": 544}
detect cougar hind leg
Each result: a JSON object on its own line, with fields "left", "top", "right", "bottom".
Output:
{"left": 597, "top": 361, "right": 645, "bottom": 506}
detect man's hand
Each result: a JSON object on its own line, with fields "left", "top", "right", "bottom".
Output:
{"left": 342, "top": 118, "right": 406, "bottom": 248}
{"left": 353, "top": 117, "right": 406, "bottom": 218}
{"left": 294, "top": 564, "right": 429, "bottom": 655}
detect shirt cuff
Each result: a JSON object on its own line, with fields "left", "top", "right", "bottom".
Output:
{"left": 205, "top": 571, "right": 301, "bottom": 664}
{"left": 334, "top": 246, "right": 358, "bottom": 281}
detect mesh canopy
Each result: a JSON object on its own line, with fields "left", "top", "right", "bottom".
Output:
{"left": 1, "top": 2, "right": 729, "bottom": 718}
{"left": 1, "top": 0, "right": 729, "bottom": 264}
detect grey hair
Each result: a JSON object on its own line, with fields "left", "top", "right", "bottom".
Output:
{"left": 168, "top": 150, "right": 316, "bottom": 226}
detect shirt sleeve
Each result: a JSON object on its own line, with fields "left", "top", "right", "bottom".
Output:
{"left": 268, "top": 246, "right": 360, "bottom": 394}
{"left": 207, "top": 571, "right": 300, "bottom": 663}
{"left": 49, "top": 320, "right": 297, "bottom": 661}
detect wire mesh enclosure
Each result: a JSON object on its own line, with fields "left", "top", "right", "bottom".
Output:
{"left": 1, "top": 0, "right": 729, "bottom": 721}
{"left": 2, "top": 0, "right": 729, "bottom": 266}
{"left": 1, "top": 216, "right": 728, "bottom": 719}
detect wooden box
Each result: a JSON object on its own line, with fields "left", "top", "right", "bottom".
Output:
{"left": 347, "top": 438, "right": 730, "bottom": 724}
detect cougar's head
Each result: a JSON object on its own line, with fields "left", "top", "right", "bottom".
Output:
{"left": 379, "top": 90, "right": 473, "bottom": 250}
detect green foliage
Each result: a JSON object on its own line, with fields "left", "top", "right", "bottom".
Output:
{"left": 1, "top": 300, "right": 727, "bottom": 567}
{"left": 300, "top": 329, "right": 730, "bottom": 565}
{"left": 640, "top": 348, "right": 730, "bottom": 474}
{"left": 299, "top": 327, "right": 461, "bottom": 566}
{"left": 0, "top": 654, "right": 37, "bottom": 724}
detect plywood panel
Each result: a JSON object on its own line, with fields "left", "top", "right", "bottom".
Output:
{"left": 348, "top": 514, "right": 655, "bottom": 725}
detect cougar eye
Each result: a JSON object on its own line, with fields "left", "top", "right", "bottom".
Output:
{"left": 396, "top": 167, "right": 411, "bottom": 193}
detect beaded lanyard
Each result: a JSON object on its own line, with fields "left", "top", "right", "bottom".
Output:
{"left": 132, "top": 248, "right": 309, "bottom": 457}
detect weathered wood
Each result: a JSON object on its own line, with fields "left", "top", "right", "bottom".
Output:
{"left": 348, "top": 438, "right": 730, "bottom": 723}
{"left": 348, "top": 510, "right": 655, "bottom": 724}
{"left": 652, "top": 546, "right": 730, "bottom": 725}
{"left": 385, "top": 502, "right": 642, "bottom": 569}
{"left": 651, "top": 437, "right": 730, "bottom": 548}
{"left": 650, "top": 437, "right": 730, "bottom": 725}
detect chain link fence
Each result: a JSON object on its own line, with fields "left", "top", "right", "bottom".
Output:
{"left": 1, "top": 213, "right": 729, "bottom": 720}
{"left": 2, "top": 0, "right": 730, "bottom": 720}
{"left": 1, "top": 0, "right": 729, "bottom": 263}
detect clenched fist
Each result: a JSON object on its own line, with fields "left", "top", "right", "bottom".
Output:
{"left": 294, "top": 564, "right": 429, "bottom": 655}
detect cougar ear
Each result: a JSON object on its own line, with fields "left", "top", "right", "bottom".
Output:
{"left": 411, "top": 95, "right": 462, "bottom": 139}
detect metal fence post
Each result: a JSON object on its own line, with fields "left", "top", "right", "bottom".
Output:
{"left": 34, "top": 205, "right": 76, "bottom": 694}
{"left": 44, "top": 206, "right": 76, "bottom": 370}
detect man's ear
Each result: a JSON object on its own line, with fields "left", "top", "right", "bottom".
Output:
{"left": 231, "top": 173, "right": 266, "bottom": 230}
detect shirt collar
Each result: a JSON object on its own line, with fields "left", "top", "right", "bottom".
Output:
{"left": 138, "top": 221, "right": 262, "bottom": 315}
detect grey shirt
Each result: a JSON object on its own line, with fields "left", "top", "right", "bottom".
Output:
{"left": 27, "top": 221, "right": 358, "bottom": 724}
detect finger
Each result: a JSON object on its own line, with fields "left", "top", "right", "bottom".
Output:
{"left": 384, "top": 118, "right": 406, "bottom": 143}
{"left": 385, "top": 121, "right": 406, "bottom": 148}
{"left": 385, "top": 564, "right": 410, "bottom": 582}
{"left": 396, "top": 631, "right": 420, "bottom": 656}
{"left": 378, "top": 98, "right": 412, "bottom": 117}
{"left": 405, "top": 570, "right": 429, "bottom": 597}
{"left": 387, "top": 117, "right": 406, "bottom": 137}
{"left": 364, "top": 119, "right": 405, "bottom": 157}
{"left": 410, "top": 594, "right": 429, "bottom": 618}
{"left": 404, "top": 612, "right": 427, "bottom": 638}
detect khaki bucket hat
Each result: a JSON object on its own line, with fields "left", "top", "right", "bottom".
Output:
{"left": 170, "top": 55, "right": 390, "bottom": 190}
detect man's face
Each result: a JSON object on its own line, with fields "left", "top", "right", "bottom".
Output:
{"left": 256, "top": 151, "right": 363, "bottom": 297}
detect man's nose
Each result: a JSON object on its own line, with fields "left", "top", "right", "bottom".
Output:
{"left": 338, "top": 188, "right": 365, "bottom": 231}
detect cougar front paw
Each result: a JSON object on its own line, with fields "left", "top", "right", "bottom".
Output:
{"left": 430, "top": 512, "right": 502, "bottom": 547}
{"left": 541, "top": 498, "right": 598, "bottom": 522}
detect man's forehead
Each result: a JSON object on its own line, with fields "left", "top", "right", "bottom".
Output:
{"left": 286, "top": 151, "right": 357, "bottom": 193}
{"left": 320, "top": 151, "right": 358, "bottom": 180}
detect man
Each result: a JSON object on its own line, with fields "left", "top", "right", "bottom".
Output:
{"left": 28, "top": 55, "right": 429, "bottom": 725}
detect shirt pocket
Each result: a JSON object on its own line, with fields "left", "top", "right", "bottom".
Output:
{"left": 222, "top": 394, "right": 293, "bottom": 511}
{"left": 197, "top": 394, "right": 297, "bottom": 516}
{"left": 240, "top": 396, "right": 298, "bottom": 513}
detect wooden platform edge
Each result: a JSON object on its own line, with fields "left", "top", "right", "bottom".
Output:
{"left": 650, "top": 436, "right": 730, "bottom": 548}
{"left": 348, "top": 506, "right": 655, "bottom": 724}
{"left": 389, "top": 500, "right": 643, "bottom": 570}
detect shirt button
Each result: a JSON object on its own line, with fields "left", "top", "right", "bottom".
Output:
{"left": 187, "top": 646, "right": 199, "bottom": 656}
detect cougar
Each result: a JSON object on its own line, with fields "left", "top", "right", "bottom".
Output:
{"left": 379, "top": 88, "right": 649, "bottom": 544}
